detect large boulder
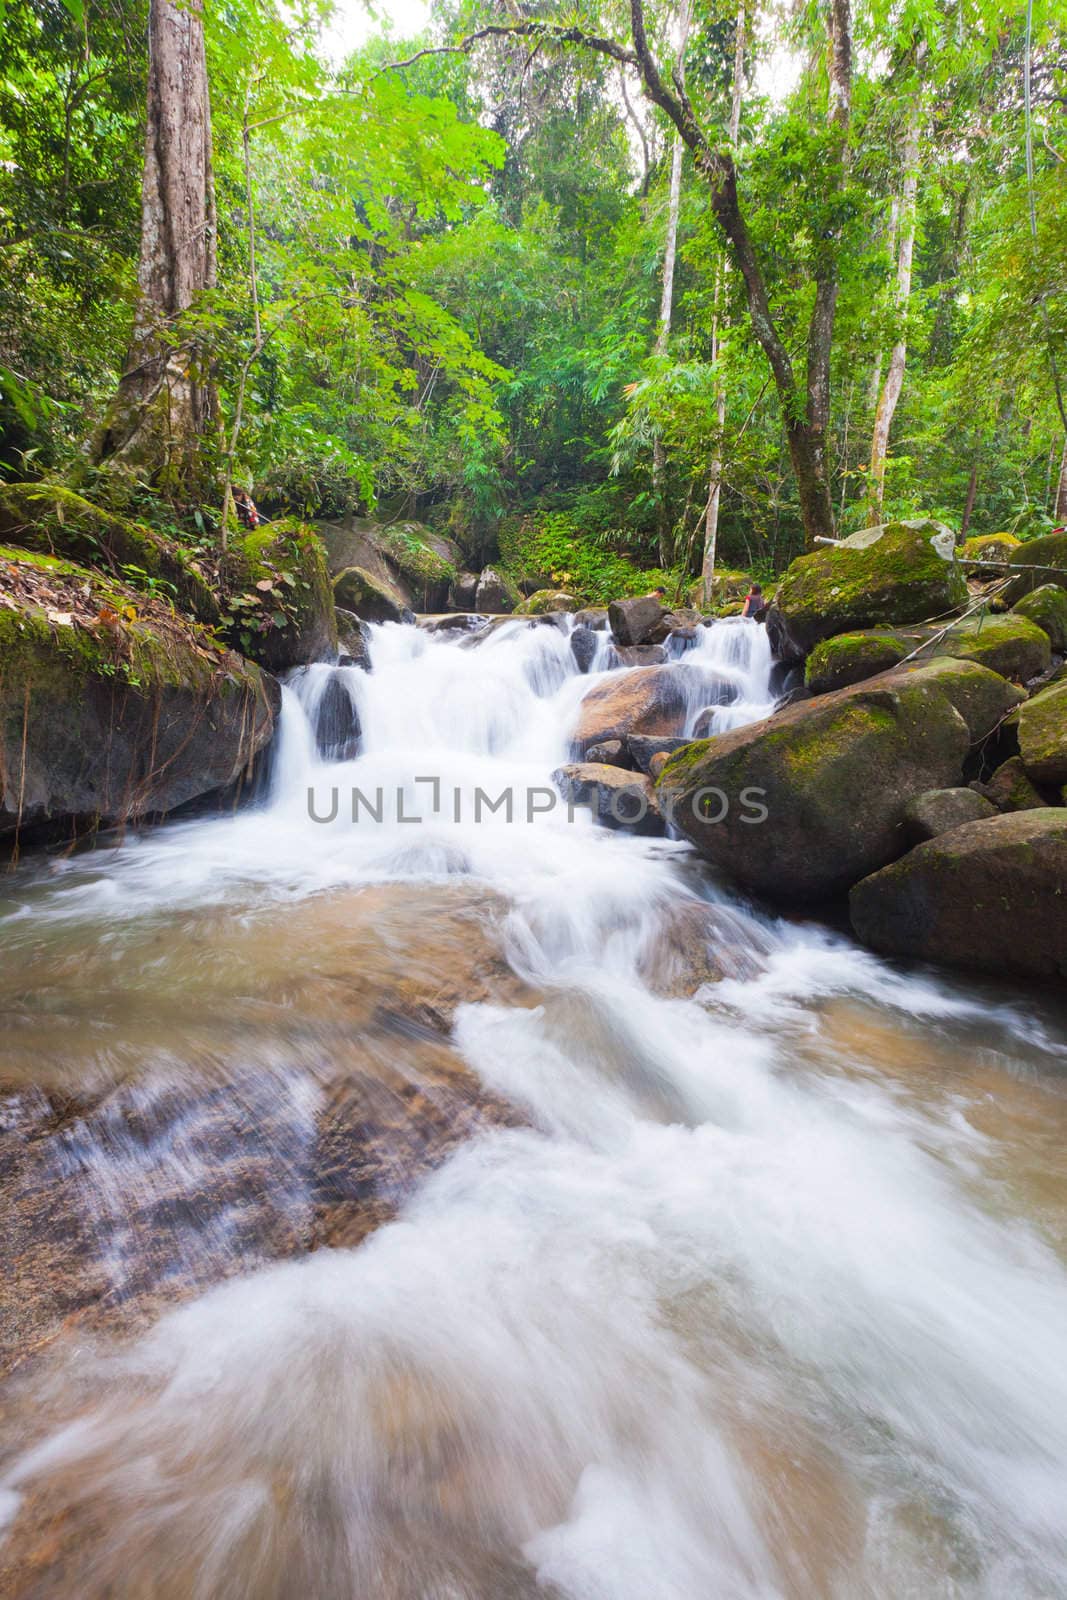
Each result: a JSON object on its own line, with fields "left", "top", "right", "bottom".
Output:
{"left": 805, "top": 629, "right": 908, "bottom": 694}
{"left": 609, "top": 594, "right": 665, "bottom": 646}
{"left": 570, "top": 665, "right": 690, "bottom": 756}
{"left": 1018, "top": 680, "right": 1067, "bottom": 786}
{"left": 0, "top": 481, "right": 218, "bottom": 624}
{"left": 0, "top": 547, "right": 278, "bottom": 840}
{"left": 334, "top": 563, "right": 411, "bottom": 625}
{"left": 552, "top": 763, "right": 665, "bottom": 835}
{"left": 317, "top": 516, "right": 459, "bottom": 612}
{"left": 516, "top": 587, "right": 577, "bottom": 615}
{"left": 1012, "top": 584, "right": 1067, "bottom": 653}
{"left": 1002, "top": 529, "right": 1067, "bottom": 604}
{"left": 766, "top": 519, "right": 966, "bottom": 663}
{"left": 655, "top": 659, "right": 1019, "bottom": 904}
{"left": 850, "top": 810, "right": 1067, "bottom": 981}
{"left": 956, "top": 532, "right": 1020, "bottom": 570}
{"left": 475, "top": 566, "right": 520, "bottom": 613}
{"left": 922, "top": 612, "right": 1051, "bottom": 683}
{"left": 226, "top": 518, "right": 337, "bottom": 671}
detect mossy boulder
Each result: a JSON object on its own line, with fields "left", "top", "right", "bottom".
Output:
{"left": 890, "top": 654, "right": 1026, "bottom": 743}
{"left": 1012, "top": 584, "right": 1067, "bottom": 653}
{"left": 516, "top": 587, "right": 577, "bottom": 616}
{"left": 805, "top": 629, "right": 908, "bottom": 694}
{"left": 850, "top": 810, "right": 1067, "bottom": 981}
{"left": 0, "top": 481, "right": 218, "bottom": 624}
{"left": 333, "top": 563, "right": 411, "bottom": 625}
{"left": 957, "top": 532, "right": 1020, "bottom": 569}
{"left": 0, "top": 548, "right": 277, "bottom": 841}
{"left": 922, "top": 612, "right": 1051, "bottom": 683}
{"left": 226, "top": 518, "right": 337, "bottom": 672}
{"left": 656, "top": 659, "right": 1017, "bottom": 904}
{"left": 978, "top": 756, "right": 1050, "bottom": 813}
{"left": 317, "top": 517, "right": 459, "bottom": 612}
{"left": 1018, "top": 680, "right": 1067, "bottom": 787}
{"left": 766, "top": 519, "right": 966, "bottom": 663}
{"left": 1002, "top": 529, "right": 1067, "bottom": 604}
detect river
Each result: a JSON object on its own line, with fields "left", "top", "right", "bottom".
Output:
{"left": 0, "top": 616, "right": 1065, "bottom": 1599}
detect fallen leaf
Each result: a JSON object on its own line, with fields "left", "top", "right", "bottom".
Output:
{"left": 46, "top": 609, "right": 74, "bottom": 627}
{"left": 255, "top": 578, "right": 274, "bottom": 592}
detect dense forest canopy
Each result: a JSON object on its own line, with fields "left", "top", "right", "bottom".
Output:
{"left": 1, "top": 0, "right": 1064, "bottom": 590}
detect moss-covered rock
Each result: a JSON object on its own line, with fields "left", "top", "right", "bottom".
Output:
{"left": 0, "top": 549, "right": 277, "bottom": 841}
{"left": 333, "top": 563, "right": 411, "bottom": 625}
{"left": 1012, "top": 584, "right": 1067, "bottom": 653}
{"left": 922, "top": 612, "right": 1051, "bottom": 683}
{"left": 957, "top": 532, "right": 1020, "bottom": 569}
{"left": 225, "top": 518, "right": 337, "bottom": 672}
{"left": 805, "top": 629, "right": 908, "bottom": 694}
{"left": 766, "top": 519, "right": 966, "bottom": 662}
{"left": 978, "top": 756, "right": 1050, "bottom": 813}
{"left": 0, "top": 481, "right": 218, "bottom": 624}
{"left": 1002, "top": 529, "right": 1067, "bottom": 604}
{"left": 850, "top": 810, "right": 1067, "bottom": 980}
{"left": 317, "top": 517, "right": 460, "bottom": 612}
{"left": 516, "top": 587, "right": 577, "bottom": 616}
{"left": 1018, "top": 679, "right": 1067, "bottom": 787}
{"left": 656, "top": 659, "right": 1017, "bottom": 904}
{"left": 891, "top": 655, "right": 1026, "bottom": 743}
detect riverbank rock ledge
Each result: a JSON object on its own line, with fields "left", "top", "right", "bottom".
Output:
{"left": 850, "top": 810, "right": 1067, "bottom": 981}
{"left": 0, "top": 548, "right": 278, "bottom": 841}
{"left": 766, "top": 519, "right": 966, "bottom": 664}
{"left": 656, "top": 658, "right": 1022, "bottom": 904}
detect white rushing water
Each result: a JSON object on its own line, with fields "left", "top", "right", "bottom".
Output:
{"left": 2, "top": 614, "right": 1067, "bottom": 1599}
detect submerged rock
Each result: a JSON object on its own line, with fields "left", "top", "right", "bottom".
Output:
{"left": 850, "top": 810, "right": 1067, "bottom": 980}
{"left": 312, "top": 671, "right": 361, "bottom": 760}
{"left": 766, "top": 519, "right": 966, "bottom": 663}
{"left": 655, "top": 659, "right": 1020, "bottom": 903}
{"left": 0, "top": 548, "right": 278, "bottom": 842}
{"left": 553, "top": 762, "right": 665, "bottom": 835}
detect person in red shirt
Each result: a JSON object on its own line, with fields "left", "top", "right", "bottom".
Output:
{"left": 742, "top": 582, "right": 765, "bottom": 619}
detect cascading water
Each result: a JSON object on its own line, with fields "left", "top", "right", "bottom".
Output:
{"left": 1, "top": 615, "right": 1066, "bottom": 1599}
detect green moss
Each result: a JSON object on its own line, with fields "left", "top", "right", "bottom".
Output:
{"left": 656, "top": 738, "right": 713, "bottom": 787}
{"left": 226, "top": 517, "right": 337, "bottom": 668}
{"left": 805, "top": 629, "right": 907, "bottom": 692}
{"left": 1012, "top": 585, "right": 1067, "bottom": 653}
{"left": 516, "top": 588, "right": 578, "bottom": 615}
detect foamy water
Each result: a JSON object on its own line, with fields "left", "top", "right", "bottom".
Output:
{"left": 1, "top": 614, "right": 1065, "bottom": 1599}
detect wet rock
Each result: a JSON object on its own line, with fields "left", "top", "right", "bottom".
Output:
{"left": 0, "top": 551, "right": 279, "bottom": 842}
{"left": 475, "top": 567, "right": 519, "bottom": 614}
{"left": 649, "top": 607, "right": 702, "bottom": 643}
{"left": 573, "top": 607, "right": 608, "bottom": 630}
{"left": 655, "top": 660, "right": 995, "bottom": 904}
{"left": 626, "top": 735, "right": 690, "bottom": 775}
{"left": 770, "top": 687, "right": 814, "bottom": 716}
{"left": 423, "top": 613, "right": 484, "bottom": 633}
{"left": 535, "top": 609, "right": 570, "bottom": 631}
{"left": 570, "top": 625, "right": 599, "bottom": 673}
{"left": 313, "top": 672, "right": 361, "bottom": 760}
{"left": 552, "top": 762, "right": 665, "bottom": 835}
{"left": 450, "top": 570, "right": 479, "bottom": 609}
{"left": 805, "top": 629, "right": 908, "bottom": 694}
{"left": 977, "top": 756, "right": 1050, "bottom": 813}
{"left": 608, "top": 594, "right": 665, "bottom": 647}
{"left": 1012, "top": 584, "right": 1067, "bottom": 653}
{"left": 637, "top": 898, "right": 777, "bottom": 997}
{"left": 766, "top": 519, "right": 966, "bottom": 663}
{"left": 585, "top": 739, "right": 632, "bottom": 768}
{"left": 571, "top": 665, "right": 690, "bottom": 756}
{"left": 1018, "top": 679, "right": 1067, "bottom": 786}
{"left": 610, "top": 643, "right": 667, "bottom": 667}
{"left": 903, "top": 787, "right": 996, "bottom": 843}
{"left": 335, "top": 607, "right": 372, "bottom": 670}
{"left": 850, "top": 809, "right": 1067, "bottom": 980}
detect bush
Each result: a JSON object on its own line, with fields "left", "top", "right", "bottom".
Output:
{"left": 497, "top": 511, "right": 683, "bottom": 606}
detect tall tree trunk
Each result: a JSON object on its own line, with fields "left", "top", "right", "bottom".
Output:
{"left": 960, "top": 457, "right": 979, "bottom": 538}
{"left": 701, "top": 0, "right": 745, "bottom": 604}
{"left": 651, "top": 0, "right": 692, "bottom": 567}
{"left": 867, "top": 52, "right": 924, "bottom": 522}
{"left": 93, "top": 0, "right": 217, "bottom": 496}
{"left": 1056, "top": 433, "right": 1067, "bottom": 521}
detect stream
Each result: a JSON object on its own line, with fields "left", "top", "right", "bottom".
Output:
{"left": 1, "top": 616, "right": 1066, "bottom": 1599}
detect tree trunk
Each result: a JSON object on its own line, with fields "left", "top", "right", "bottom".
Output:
{"left": 1056, "top": 434, "right": 1067, "bottom": 521}
{"left": 651, "top": 0, "right": 692, "bottom": 567}
{"left": 93, "top": 0, "right": 217, "bottom": 496}
{"left": 701, "top": 0, "right": 745, "bottom": 604}
{"left": 960, "top": 457, "right": 979, "bottom": 538}
{"left": 868, "top": 54, "right": 924, "bottom": 522}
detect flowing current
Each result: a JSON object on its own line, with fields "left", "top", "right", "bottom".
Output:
{"left": 1, "top": 616, "right": 1066, "bottom": 1600}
